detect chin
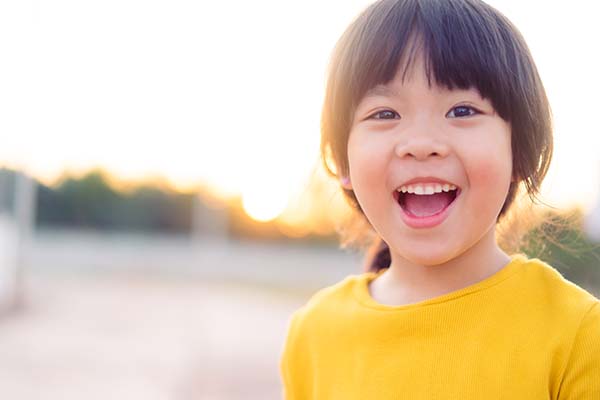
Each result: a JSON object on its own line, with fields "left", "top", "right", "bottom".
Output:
{"left": 391, "top": 246, "right": 459, "bottom": 267}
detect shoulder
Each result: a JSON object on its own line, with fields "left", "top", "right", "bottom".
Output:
{"left": 285, "top": 273, "right": 369, "bottom": 335}
{"left": 513, "top": 255, "right": 599, "bottom": 315}
{"left": 280, "top": 273, "right": 369, "bottom": 386}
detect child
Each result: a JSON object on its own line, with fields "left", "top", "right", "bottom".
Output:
{"left": 280, "top": 0, "right": 600, "bottom": 398}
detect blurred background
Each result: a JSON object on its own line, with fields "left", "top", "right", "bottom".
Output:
{"left": 1, "top": 0, "right": 599, "bottom": 398}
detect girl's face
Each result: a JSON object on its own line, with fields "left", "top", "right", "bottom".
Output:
{"left": 346, "top": 56, "right": 512, "bottom": 267}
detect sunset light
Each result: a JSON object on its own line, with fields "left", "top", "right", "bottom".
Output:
{"left": 1, "top": 0, "right": 599, "bottom": 226}
{"left": 242, "top": 183, "right": 290, "bottom": 223}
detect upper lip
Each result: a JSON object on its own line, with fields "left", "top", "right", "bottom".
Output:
{"left": 395, "top": 177, "right": 460, "bottom": 190}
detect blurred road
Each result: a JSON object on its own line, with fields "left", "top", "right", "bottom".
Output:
{"left": 0, "top": 230, "right": 362, "bottom": 399}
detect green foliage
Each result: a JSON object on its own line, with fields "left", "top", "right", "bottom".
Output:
{"left": 520, "top": 209, "right": 600, "bottom": 295}
{"left": 36, "top": 169, "right": 193, "bottom": 233}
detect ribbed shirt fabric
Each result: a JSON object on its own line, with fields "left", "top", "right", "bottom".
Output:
{"left": 280, "top": 254, "right": 600, "bottom": 399}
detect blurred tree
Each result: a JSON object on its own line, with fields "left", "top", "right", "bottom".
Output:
{"left": 520, "top": 209, "right": 600, "bottom": 294}
{"left": 36, "top": 169, "right": 193, "bottom": 233}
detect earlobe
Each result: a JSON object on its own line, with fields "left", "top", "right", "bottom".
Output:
{"left": 340, "top": 176, "right": 352, "bottom": 189}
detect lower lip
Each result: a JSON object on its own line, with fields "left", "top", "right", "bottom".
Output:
{"left": 396, "top": 190, "right": 460, "bottom": 229}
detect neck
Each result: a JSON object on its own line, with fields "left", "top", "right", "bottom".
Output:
{"left": 374, "top": 229, "right": 511, "bottom": 305}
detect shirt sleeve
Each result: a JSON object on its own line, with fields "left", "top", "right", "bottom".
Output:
{"left": 558, "top": 301, "right": 600, "bottom": 399}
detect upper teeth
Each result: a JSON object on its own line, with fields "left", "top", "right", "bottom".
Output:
{"left": 398, "top": 183, "right": 457, "bottom": 195}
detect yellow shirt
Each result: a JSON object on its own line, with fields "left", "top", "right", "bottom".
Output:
{"left": 280, "top": 254, "right": 600, "bottom": 399}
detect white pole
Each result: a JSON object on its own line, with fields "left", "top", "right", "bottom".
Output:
{"left": 584, "top": 164, "right": 600, "bottom": 243}
{"left": 12, "top": 173, "right": 37, "bottom": 309}
{"left": 584, "top": 200, "right": 600, "bottom": 243}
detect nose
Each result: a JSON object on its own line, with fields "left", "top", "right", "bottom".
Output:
{"left": 394, "top": 132, "right": 450, "bottom": 161}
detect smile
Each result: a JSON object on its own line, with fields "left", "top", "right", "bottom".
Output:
{"left": 393, "top": 186, "right": 460, "bottom": 229}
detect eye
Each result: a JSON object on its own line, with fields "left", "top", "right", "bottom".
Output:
{"left": 368, "top": 109, "right": 400, "bottom": 120}
{"left": 446, "top": 105, "right": 479, "bottom": 118}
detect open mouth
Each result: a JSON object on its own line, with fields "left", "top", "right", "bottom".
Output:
{"left": 394, "top": 186, "right": 460, "bottom": 218}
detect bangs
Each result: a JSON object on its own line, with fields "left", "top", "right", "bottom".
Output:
{"left": 335, "top": 0, "right": 535, "bottom": 122}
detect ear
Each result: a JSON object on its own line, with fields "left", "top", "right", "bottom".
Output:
{"left": 340, "top": 176, "right": 352, "bottom": 190}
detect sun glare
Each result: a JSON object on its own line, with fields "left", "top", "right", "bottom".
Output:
{"left": 241, "top": 183, "right": 290, "bottom": 223}
{"left": 2, "top": 0, "right": 599, "bottom": 225}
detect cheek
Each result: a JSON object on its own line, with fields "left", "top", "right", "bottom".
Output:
{"left": 465, "top": 127, "right": 512, "bottom": 186}
{"left": 466, "top": 144, "right": 513, "bottom": 202}
{"left": 347, "top": 135, "right": 387, "bottom": 183}
{"left": 471, "top": 156, "right": 511, "bottom": 183}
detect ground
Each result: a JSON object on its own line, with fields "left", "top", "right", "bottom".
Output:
{"left": 0, "top": 230, "right": 360, "bottom": 399}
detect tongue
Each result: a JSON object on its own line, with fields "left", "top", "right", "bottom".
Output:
{"left": 403, "top": 192, "right": 454, "bottom": 217}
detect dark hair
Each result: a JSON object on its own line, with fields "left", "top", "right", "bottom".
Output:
{"left": 320, "top": 0, "right": 553, "bottom": 272}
